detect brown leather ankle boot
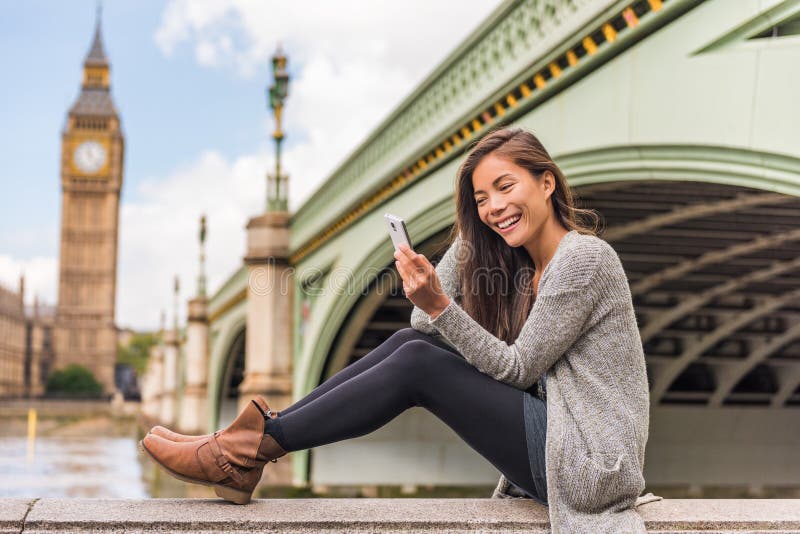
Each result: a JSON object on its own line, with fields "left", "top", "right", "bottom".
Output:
{"left": 148, "top": 425, "right": 207, "bottom": 442}
{"left": 140, "top": 397, "right": 286, "bottom": 504}
{"left": 148, "top": 407, "right": 281, "bottom": 443}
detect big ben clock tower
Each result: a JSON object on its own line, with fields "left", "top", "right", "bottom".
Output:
{"left": 54, "top": 13, "right": 124, "bottom": 394}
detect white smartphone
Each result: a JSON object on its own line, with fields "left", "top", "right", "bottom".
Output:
{"left": 384, "top": 213, "right": 413, "bottom": 250}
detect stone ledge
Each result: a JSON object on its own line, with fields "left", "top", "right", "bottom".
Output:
{"left": 2, "top": 498, "right": 799, "bottom": 533}
{"left": 0, "top": 499, "right": 34, "bottom": 534}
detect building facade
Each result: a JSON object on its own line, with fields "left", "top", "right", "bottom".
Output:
{"left": 1, "top": 15, "right": 125, "bottom": 399}
{"left": 0, "top": 278, "right": 26, "bottom": 398}
{"left": 0, "top": 276, "right": 54, "bottom": 399}
{"left": 52, "top": 17, "right": 124, "bottom": 394}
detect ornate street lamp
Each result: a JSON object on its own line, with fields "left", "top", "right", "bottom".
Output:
{"left": 197, "top": 214, "right": 207, "bottom": 298}
{"left": 266, "top": 45, "right": 290, "bottom": 212}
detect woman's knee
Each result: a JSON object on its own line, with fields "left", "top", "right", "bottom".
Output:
{"left": 387, "top": 327, "right": 432, "bottom": 346}
{"left": 386, "top": 340, "right": 466, "bottom": 407}
{"left": 389, "top": 339, "right": 457, "bottom": 375}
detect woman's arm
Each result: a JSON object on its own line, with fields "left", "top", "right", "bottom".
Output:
{"left": 428, "top": 239, "right": 609, "bottom": 390}
{"left": 410, "top": 235, "right": 463, "bottom": 335}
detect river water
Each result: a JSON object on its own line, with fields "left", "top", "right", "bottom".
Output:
{"left": 0, "top": 406, "right": 218, "bottom": 499}
{"left": 0, "top": 404, "right": 498, "bottom": 500}
{"left": 0, "top": 436, "right": 148, "bottom": 498}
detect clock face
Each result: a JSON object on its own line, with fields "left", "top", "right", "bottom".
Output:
{"left": 74, "top": 141, "right": 107, "bottom": 174}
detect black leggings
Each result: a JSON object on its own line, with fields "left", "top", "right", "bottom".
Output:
{"left": 271, "top": 328, "right": 546, "bottom": 504}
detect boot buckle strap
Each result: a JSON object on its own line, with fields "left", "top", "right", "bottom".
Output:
{"left": 216, "top": 457, "right": 242, "bottom": 483}
{"left": 209, "top": 435, "right": 243, "bottom": 483}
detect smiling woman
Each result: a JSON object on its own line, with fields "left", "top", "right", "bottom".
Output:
{"left": 457, "top": 128, "right": 600, "bottom": 339}
{"left": 408, "top": 127, "right": 656, "bottom": 532}
{"left": 140, "top": 127, "right": 655, "bottom": 530}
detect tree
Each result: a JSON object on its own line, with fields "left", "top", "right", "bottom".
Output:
{"left": 46, "top": 364, "right": 103, "bottom": 397}
{"left": 117, "top": 331, "right": 158, "bottom": 376}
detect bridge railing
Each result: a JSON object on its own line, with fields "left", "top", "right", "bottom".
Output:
{"left": 288, "top": 0, "right": 704, "bottom": 263}
{"left": 289, "top": 0, "right": 625, "bottom": 256}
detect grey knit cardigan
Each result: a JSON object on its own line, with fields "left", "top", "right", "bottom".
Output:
{"left": 411, "top": 230, "right": 660, "bottom": 533}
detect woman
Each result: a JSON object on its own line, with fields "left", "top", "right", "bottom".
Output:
{"left": 141, "top": 127, "right": 655, "bottom": 532}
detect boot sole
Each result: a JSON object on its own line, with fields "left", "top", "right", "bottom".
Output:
{"left": 138, "top": 440, "right": 253, "bottom": 505}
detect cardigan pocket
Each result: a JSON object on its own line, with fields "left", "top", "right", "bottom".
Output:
{"left": 561, "top": 444, "right": 643, "bottom": 514}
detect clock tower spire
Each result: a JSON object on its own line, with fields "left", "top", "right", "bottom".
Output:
{"left": 53, "top": 8, "right": 125, "bottom": 394}
{"left": 83, "top": 5, "right": 110, "bottom": 90}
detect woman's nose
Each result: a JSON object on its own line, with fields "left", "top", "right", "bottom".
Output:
{"left": 489, "top": 195, "right": 506, "bottom": 213}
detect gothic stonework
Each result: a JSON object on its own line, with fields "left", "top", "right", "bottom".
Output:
{"left": 53, "top": 17, "right": 124, "bottom": 394}
{"left": 0, "top": 279, "right": 26, "bottom": 398}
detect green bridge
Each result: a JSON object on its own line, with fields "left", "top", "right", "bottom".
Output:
{"left": 141, "top": 0, "right": 800, "bottom": 494}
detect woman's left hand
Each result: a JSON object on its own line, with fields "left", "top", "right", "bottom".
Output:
{"left": 394, "top": 243, "right": 451, "bottom": 319}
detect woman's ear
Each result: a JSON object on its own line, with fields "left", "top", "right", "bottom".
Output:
{"left": 542, "top": 170, "right": 556, "bottom": 201}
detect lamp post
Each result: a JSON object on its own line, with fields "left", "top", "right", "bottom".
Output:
{"left": 198, "top": 214, "right": 207, "bottom": 297}
{"left": 239, "top": 43, "right": 294, "bottom": 484}
{"left": 266, "top": 45, "right": 289, "bottom": 213}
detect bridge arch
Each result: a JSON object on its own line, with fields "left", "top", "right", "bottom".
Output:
{"left": 208, "top": 315, "right": 247, "bottom": 429}
{"left": 296, "top": 195, "right": 459, "bottom": 399}
{"left": 302, "top": 142, "right": 800, "bottom": 410}
{"left": 556, "top": 144, "right": 800, "bottom": 197}
{"left": 561, "top": 144, "right": 800, "bottom": 406}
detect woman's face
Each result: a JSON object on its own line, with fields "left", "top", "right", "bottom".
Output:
{"left": 472, "top": 153, "right": 555, "bottom": 248}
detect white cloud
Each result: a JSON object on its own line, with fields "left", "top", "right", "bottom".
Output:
{"left": 155, "top": 1, "right": 502, "bottom": 80}
{"left": 2, "top": 1, "right": 503, "bottom": 334}
{"left": 0, "top": 254, "right": 58, "bottom": 308}
{"left": 117, "top": 148, "right": 271, "bottom": 330}
{"left": 153, "top": 0, "right": 501, "bottom": 211}
{"left": 111, "top": 0, "right": 503, "bottom": 331}
{"left": 195, "top": 40, "right": 219, "bottom": 66}
{"left": 281, "top": 53, "right": 413, "bottom": 212}
{"left": 154, "top": 0, "right": 234, "bottom": 57}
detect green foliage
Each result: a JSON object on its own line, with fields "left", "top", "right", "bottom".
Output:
{"left": 117, "top": 331, "right": 158, "bottom": 376}
{"left": 46, "top": 364, "right": 103, "bottom": 396}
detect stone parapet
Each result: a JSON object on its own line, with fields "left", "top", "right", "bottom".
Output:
{"left": 180, "top": 296, "right": 209, "bottom": 434}
{"left": 244, "top": 211, "right": 290, "bottom": 263}
{"left": 2, "top": 498, "right": 799, "bottom": 533}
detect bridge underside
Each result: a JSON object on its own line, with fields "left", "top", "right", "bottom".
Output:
{"left": 335, "top": 180, "right": 800, "bottom": 409}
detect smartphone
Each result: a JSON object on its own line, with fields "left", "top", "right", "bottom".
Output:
{"left": 384, "top": 213, "right": 413, "bottom": 250}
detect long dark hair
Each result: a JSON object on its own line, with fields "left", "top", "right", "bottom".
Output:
{"left": 450, "top": 127, "right": 599, "bottom": 343}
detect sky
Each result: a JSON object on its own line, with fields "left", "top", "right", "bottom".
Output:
{"left": 0, "top": 0, "right": 502, "bottom": 331}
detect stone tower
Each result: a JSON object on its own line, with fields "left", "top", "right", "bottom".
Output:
{"left": 53, "top": 12, "right": 124, "bottom": 394}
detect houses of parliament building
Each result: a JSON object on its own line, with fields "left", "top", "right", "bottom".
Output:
{"left": 0, "top": 16, "right": 124, "bottom": 398}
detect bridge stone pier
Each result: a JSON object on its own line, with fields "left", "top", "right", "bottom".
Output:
{"left": 159, "top": 326, "right": 179, "bottom": 427}
{"left": 178, "top": 296, "right": 209, "bottom": 434}
{"left": 140, "top": 0, "right": 800, "bottom": 499}
{"left": 140, "top": 340, "right": 161, "bottom": 423}
{"left": 237, "top": 210, "right": 294, "bottom": 484}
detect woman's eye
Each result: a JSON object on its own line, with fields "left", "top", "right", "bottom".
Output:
{"left": 501, "top": 184, "right": 513, "bottom": 191}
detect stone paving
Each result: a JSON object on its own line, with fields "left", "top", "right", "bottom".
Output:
{"left": 1, "top": 498, "right": 799, "bottom": 533}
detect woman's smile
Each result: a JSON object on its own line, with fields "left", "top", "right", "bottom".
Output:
{"left": 497, "top": 213, "right": 522, "bottom": 233}
{"left": 472, "top": 153, "right": 552, "bottom": 251}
